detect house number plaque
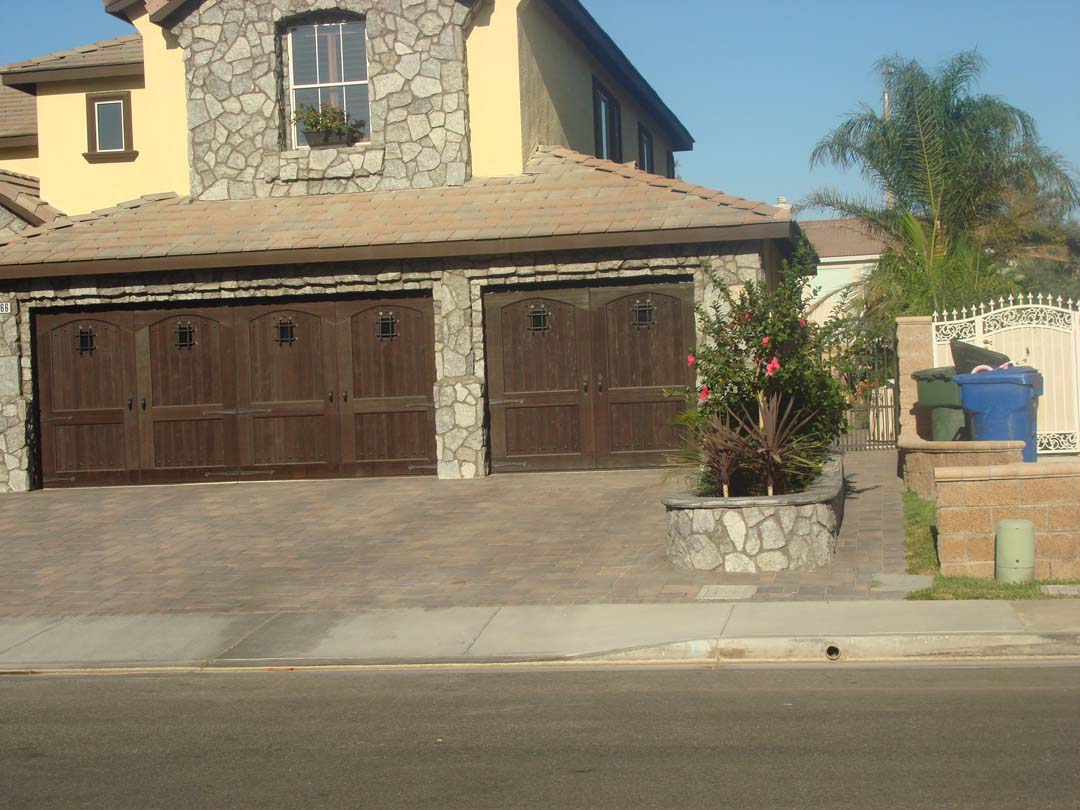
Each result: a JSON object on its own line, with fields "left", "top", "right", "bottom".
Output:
{"left": 0, "top": 302, "right": 11, "bottom": 315}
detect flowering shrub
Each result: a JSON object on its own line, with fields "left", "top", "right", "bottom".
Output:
{"left": 680, "top": 236, "right": 847, "bottom": 496}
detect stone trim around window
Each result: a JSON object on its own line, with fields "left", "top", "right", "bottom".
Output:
{"left": 83, "top": 91, "right": 138, "bottom": 164}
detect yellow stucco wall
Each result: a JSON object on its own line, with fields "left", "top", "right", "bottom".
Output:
{"left": 516, "top": 0, "right": 676, "bottom": 173}
{"left": 0, "top": 146, "right": 40, "bottom": 179}
{"left": 18, "top": 10, "right": 189, "bottom": 215}
{"left": 465, "top": 0, "right": 526, "bottom": 178}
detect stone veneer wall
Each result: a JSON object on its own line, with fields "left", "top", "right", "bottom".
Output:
{"left": 173, "top": 0, "right": 474, "bottom": 200}
{"left": 664, "top": 456, "right": 845, "bottom": 574}
{"left": 0, "top": 242, "right": 763, "bottom": 492}
{"left": 935, "top": 461, "right": 1080, "bottom": 579}
{"left": 899, "top": 437, "right": 1026, "bottom": 498}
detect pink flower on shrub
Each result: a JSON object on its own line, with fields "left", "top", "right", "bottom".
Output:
{"left": 762, "top": 337, "right": 770, "bottom": 347}
{"left": 765, "top": 356, "right": 781, "bottom": 377}
{"left": 687, "top": 353, "right": 696, "bottom": 367}
{"left": 698, "top": 386, "right": 710, "bottom": 401}
{"left": 799, "top": 318, "right": 807, "bottom": 328}
{"left": 744, "top": 312, "right": 752, "bottom": 322}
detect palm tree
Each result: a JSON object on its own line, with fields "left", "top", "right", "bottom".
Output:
{"left": 806, "top": 51, "right": 1079, "bottom": 259}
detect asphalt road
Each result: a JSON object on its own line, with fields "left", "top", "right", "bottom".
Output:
{"left": 2, "top": 665, "right": 1078, "bottom": 809}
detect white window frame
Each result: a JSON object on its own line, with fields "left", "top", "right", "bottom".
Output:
{"left": 94, "top": 99, "right": 126, "bottom": 153}
{"left": 287, "top": 20, "right": 370, "bottom": 149}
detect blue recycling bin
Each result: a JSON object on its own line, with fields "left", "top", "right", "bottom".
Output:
{"left": 954, "top": 367, "right": 1044, "bottom": 462}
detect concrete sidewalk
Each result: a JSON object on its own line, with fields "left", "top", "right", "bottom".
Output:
{"left": 2, "top": 600, "right": 1079, "bottom": 670}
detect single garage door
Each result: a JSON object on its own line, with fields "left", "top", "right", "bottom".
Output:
{"left": 35, "top": 296, "right": 437, "bottom": 487}
{"left": 484, "top": 282, "right": 695, "bottom": 472}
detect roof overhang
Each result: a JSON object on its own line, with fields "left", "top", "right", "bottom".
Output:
{"left": 1, "top": 61, "right": 143, "bottom": 88}
{"left": 0, "top": 221, "right": 793, "bottom": 281}
{"left": 544, "top": 0, "right": 694, "bottom": 152}
{"left": 103, "top": 0, "right": 144, "bottom": 18}
{"left": 0, "top": 134, "right": 37, "bottom": 150}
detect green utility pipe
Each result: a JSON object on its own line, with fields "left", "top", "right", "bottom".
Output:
{"left": 995, "top": 519, "right": 1036, "bottom": 583}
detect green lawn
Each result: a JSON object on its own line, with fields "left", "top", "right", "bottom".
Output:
{"left": 901, "top": 490, "right": 1080, "bottom": 600}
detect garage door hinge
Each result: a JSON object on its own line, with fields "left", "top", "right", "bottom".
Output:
{"left": 41, "top": 415, "right": 73, "bottom": 422}
{"left": 493, "top": 462, "right": 528, "bottom": 468}
{"left": 489, "top": 399, "right": 525, "bottom": 406}
{"left": 404, "top": 402, "right": 436, "bottom": 409}
{"left": 407, "top": 463, "right": 438, "bottom": 470}
{"left": 44, "top": 476, "right": 76, "bottom": 483}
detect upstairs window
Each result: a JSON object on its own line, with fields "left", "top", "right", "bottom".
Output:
{"left": 289, "top": 20, "right": 369, "bottom": 147}
{"left": 84, "top": 91, "right": 137, "bottom": 163}
{"left": 592, "top": 78, "right": 622, "bottom": 162}
{"left": 637, "top": 123, "right": 655, "bottom": 174}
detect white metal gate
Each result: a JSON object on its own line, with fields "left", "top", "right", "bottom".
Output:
{"left": 932, "top": 294, "right": 1080, "bottom": 454}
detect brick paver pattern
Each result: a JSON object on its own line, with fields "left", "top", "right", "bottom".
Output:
{"left": 0, "top": 452, "right": 905, "bottom": 617}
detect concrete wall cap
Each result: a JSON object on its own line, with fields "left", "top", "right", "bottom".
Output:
{"left": 899, "top": 437, "right": 1027, "bottom": 452}
{"left": 896, "top": 316, "right": 933, "bottom": 324}
{"left": 935, "top": 461, "right": 1080, "bottom": 482}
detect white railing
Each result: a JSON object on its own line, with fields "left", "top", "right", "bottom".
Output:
{"left": 932, "top": 293, "right": 1080, "bottom": 454}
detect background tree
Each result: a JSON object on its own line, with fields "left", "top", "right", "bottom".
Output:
{"left": 805, "top": 51, "right": 1079, "bottom": 317}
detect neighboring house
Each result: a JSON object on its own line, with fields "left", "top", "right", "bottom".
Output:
{"left": 0, "top": 0, "right": 794, "bottom": 494}
{"left": 800, "top": 218, "right": 887, "bottom": 324}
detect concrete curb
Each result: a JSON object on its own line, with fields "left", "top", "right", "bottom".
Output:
{"left": 5, "top": 633, "right": 1080, "bottom": 675}
{"left": 586, "top": 632, "right": 1080, "bottom": 664}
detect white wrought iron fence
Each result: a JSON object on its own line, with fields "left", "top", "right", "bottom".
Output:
{"left": 932, "top": 293, "right": 1080, "bottom": 454}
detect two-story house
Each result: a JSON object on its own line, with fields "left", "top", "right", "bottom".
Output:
{"left": 0, "top": 0, "right": 793, "bottom": 493}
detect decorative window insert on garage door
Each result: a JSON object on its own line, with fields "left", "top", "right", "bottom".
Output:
{"left": 34, "top": 296, "right": 438, "bottom": 487}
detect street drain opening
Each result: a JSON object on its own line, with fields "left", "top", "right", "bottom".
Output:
{"left": 825, "top": 644, "right": 842, "bottom": 661}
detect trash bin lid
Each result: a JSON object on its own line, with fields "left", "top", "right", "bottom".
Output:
{"left": 954, "top": 366, "right": 1044, "bottom": 392}
{"left": 912, "top": 366, "right": 957, "bottom": 381}
{"left": 950, "top": 340, "right": 1011, "bottom": 374}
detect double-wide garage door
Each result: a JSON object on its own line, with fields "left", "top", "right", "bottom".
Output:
{"left": 36, "top": 297, "right": 437, "bottom": 487}
{"left": 485, "top": 283, "right": 696, "bottom": 471}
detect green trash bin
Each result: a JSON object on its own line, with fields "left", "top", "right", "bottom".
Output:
{"left": 913, "top": 366, "right": 968, "bottom": 441}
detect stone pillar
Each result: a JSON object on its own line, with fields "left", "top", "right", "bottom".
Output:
{"left": 432, "top": 269, "right": 486, "bottom": 479}
{"left": 0, "top": 299, "right": 29, "bottom": 492}
{"left": 896, "top": 316, "right": 934, "bottom": 441}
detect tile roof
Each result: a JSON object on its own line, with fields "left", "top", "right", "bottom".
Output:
{"left": 0, "top": 85, "right": 36, "bottom": 139}
{"left": 0, "top": 146, "right": 791, "bottom": 275}
{"left": 0, "top": 169, "right": 63, "bottom": 226}
{"left": 0, "top": 34, "right": 142, "bottom": 76}
{"left": 799, "top": 218, "right": 888, "bottom": 259}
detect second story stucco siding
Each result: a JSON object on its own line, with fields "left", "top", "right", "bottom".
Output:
{"left": 517, "top": 0, "right": 674, "bottom": 173}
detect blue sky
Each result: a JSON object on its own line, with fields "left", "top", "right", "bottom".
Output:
{"left": 3, "top": 0, "right": 1078, "bottom": 213}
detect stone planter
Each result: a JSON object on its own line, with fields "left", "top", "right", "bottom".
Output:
{"left": 303, "top": 129, "right": 356, "bottom": 148}
{"left": 664, "top": 456, "right": 845, "bottom": 573}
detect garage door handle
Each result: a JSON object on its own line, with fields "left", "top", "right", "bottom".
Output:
{"left": 328, "top": 390, "right": 334, "bottom": 403}
{"left": 128, "top": 398, "right": 133, "bottom": 411}
{"left": 140, "top": 397, "right": 146, "bottom": 410}
{"left": 597, "top": 373, "right": 604, "bottom": 393}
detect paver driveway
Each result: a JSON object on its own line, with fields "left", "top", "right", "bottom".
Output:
{"left": 0, "top": 452, "right": 905, "bottom": 617}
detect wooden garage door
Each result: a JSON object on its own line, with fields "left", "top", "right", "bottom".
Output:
{"left": 485, "top": 283, "right": 695, "bottom": 472}
{"left": 34, "top": 296, "right": 437, "bottom": 487}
